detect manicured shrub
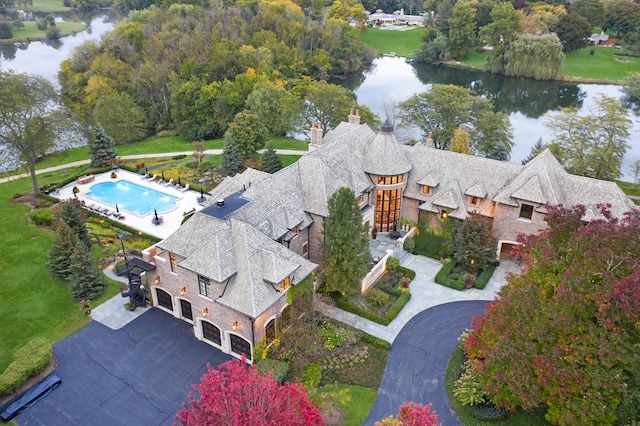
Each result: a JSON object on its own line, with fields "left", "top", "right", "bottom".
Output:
{"left": 172, "top": 154, "right": 187, "bottom": 160}
{"left": 366, "top": 288, "right": 390, "bottom": 307}
{"left": 398, "top": 266, "right": 416, "bottom": 280}
{"left": 0, "top": 337, "right": 52, "bottom": 396}
{"left": 467, "top": 403, "right": 507, "bottom": 421}
{"left": 256, "top": 359, "right": 289, "bottom": 384}
{"left": 29, "top": 207, "right": 54, "bottom": 226}
{"left": 402, "top": 236, "right": 415, "bottom": 253}
{"left": 414, "top": 230, "right": 447, "bottom": 259}
{"left": 386, "top": 256, "right": 400, "bottom": 271}
{"left": 335, "top": 299, "right": 390, "bottom": 325}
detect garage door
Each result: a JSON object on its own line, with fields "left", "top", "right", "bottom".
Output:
{"left": 156, "top": 288, "right": 173, "bottom": 311}
{"left": 180, "top": 299, "right": 193, "bottom": 321}
{"left": 230, "top": 334, "right": 252, "bottom": 361}
{"left": 202, "top": 321, "right": 221, "bottom": 346}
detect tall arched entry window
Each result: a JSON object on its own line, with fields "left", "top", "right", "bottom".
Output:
{"left": 376, "top": 187, "right": 402, "bottom": 232}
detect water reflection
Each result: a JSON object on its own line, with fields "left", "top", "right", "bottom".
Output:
{"left": 332, "top": 56, "right": 639, "bottom": 178}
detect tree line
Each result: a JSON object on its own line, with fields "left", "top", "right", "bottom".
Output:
{"left": 416, "top": 0, "right": 640, "bottom": 79}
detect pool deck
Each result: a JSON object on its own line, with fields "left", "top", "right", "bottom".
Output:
{"left": 56, "top": 169, "right": 205, "bottom": 240}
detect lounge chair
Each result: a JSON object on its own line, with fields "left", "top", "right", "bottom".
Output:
{"left": 142, "top": 173, "right": 150, "bottom": 179}
{"left": 163, "top": 178, "right": 174, "bottom": 187}
{"left": 151, "top": 174, "right": 159, "bottom": 181}
{"left": 180, "top": 183, "right": 190, "bottom": 192}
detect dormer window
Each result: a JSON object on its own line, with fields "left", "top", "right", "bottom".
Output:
{"left": 468, "top": 196, "right": 480, "bottom": 206}
{"left": 519, "top": 204, "right": 534, "bottom": 220}
{"left": 290, "top": 226, "right": 297, "bottom": 234}
{"left": 358, "top": 193, "right": 365, "bottom": 204}
{"left": 279, "top": 276, "right": 291, "bottom": 291}
{"left": 422, "top": 186, "right": 430, "bottom": 195}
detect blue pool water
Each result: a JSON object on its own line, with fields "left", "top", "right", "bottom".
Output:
{"left": 86, "top": 180, "right": 178, "bottom": 216}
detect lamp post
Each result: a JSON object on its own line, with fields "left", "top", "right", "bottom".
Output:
{"left": 118, "top": 234, "right": 128, "bottom": 263}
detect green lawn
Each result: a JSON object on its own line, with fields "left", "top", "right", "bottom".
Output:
{"left": 29, "top": 135, "right": 307, "bottom": 174}
{"left": 2, "top": 21, "right": 86, "bottom": 42}
{"left": 0, "top": 172, "right": 121, "bottom": 372}
{"left": 561, "top": 46, "right": 640, "bottom": 81}
{"left": 360, "top": 27, "right": 426, "bottom": 58}
{"left": 311, "top": 385, "right": 377, "bottom": 426}
{"left": 27, "top": 0, "right": 72, "bottom": 11}
{"left": 445, "top": 346, "right": 551, "bottom": 425}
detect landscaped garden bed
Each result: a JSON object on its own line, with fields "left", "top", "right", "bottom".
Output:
{"left": 332, "top": 265, "right": 414, "bottom": 325}
{"left": 435, "top": 258, "right": 498, "bottom": 291}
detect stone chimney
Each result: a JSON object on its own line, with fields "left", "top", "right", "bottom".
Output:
{"left": 426, "top": 132, "right": 433, "bottom": 148}
{"left": 348, "top": 109, "right": 361, "bottom": 125}
{"left": 310, "top": 122, "right": 323, "bottom": 150}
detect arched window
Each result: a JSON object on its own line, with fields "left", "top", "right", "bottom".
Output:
{"left": 265, "top": 318, "right": 276, "bottom": 345}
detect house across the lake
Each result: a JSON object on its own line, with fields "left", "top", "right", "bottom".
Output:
{"left": 140, "top": 111, "right": 636, "bottom": 361}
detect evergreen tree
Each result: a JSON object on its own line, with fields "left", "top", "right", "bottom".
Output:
{"left": 259, "top": 142, "right": 283, "bottom": 174}
{"left": 320, "top": 187, "right": 371, "bottom": 295}
{"left": 56, "top": 199, "right": 91, "bottom": 249}
{"left": 69, "top": 240, "right": 106, "bottom": 300}
{"left": 450, "top": 128, "right": 472, "bottom": 154}
{"left": 46, "top": 221, "right": 79, "bottom": 280}
{"left": 221, "top": 139, "right": 244, "bottom": 176}
{"left": 89, "top": 126, "right": 117, "bottom": 167}
{"left": 447, "top": 214, "right": 496, "bottom": 274}
{"left": 522, "top": 138, "right": 546, "bottom": 164}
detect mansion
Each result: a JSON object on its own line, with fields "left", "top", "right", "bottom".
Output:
{"left": 141, "top": 112, "right": 636, "bottom": 361}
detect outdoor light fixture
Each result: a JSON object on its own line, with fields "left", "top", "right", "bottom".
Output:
{"left": 154, "top": 276, "right": 161, "bottom": 285}
{"left": 441, "top": 211, "right": 448, "bottom": 219}
{"left": 180, "top": 287, "right": 187, "bottom": 296}
{"left": 232, "top": 321, "right": 239, "bottom": 331}
{"left": 203, "top": 308, "right": 209, "bottom": 317}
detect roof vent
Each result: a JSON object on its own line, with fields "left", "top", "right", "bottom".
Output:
{"left": 216, "top": 199, "right": 225, "bottom": 207}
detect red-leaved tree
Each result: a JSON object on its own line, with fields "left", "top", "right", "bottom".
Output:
{"left": 463, "top": 204, "right": 640, "bottom": 425}
{"left": 375, "top": 402, "right": 441, "bottom": 426}
{"left": 174, "top": 356, "right": 325, "bottom": 426}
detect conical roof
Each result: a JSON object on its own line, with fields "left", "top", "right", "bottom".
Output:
{"left": 364, "top": 123, "right": 412, "bottom": 176}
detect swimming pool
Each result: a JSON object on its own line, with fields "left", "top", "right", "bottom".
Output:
{"left": 86, "top": 180, "right": 179, "bottom": 216}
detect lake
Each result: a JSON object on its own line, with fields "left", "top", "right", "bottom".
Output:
{"left": 334, "top": 56, "right": 640, "bottom": 180}
{"left": 0, "top": 11, "right": 119, "bottom": 87}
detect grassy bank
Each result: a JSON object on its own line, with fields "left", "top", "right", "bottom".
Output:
{"left": 0, "top": 172, "right": 122, "bottom": 372}
{"left": 360, "top": 28, "right": 638, "bottom": 82}
{"left": 360, "top": 27, "right": 426, "bottom": 58}
{"left": 28, "top": 0, "right": 72, "bottom": 11}
{"left": 2, "top": 21, "right": 86, "bottom": 43}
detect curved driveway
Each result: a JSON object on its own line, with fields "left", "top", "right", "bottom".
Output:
{"left": 365, "top": 300, "right": 488, "bottom": 425}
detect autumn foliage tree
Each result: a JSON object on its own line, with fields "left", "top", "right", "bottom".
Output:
{"left": 375, "top": 402, "right": 441, "bottom": 426}
{"left": 174, "top": 356, "right": 324, "bottom": 426}
{"left": 463, "top": 204, "right": 640, "bottom": 425}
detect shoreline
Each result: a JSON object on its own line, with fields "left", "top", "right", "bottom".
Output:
{"left": 440, "top": 60, "right": 625, "bottom": 86}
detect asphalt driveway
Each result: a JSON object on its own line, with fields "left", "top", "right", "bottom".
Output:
{"left": 15, "top": 308, "right": 231, "bottom": 425}
{"left": 365, "top": 300, "right": 488, "bottom": 425}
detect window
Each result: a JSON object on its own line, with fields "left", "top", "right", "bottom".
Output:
{"left": 281, "top": 305, "right": 292, "bottom": 328}
{"left": 519, "top": 204, "right": 534, "bottom": 220}
{"left": 169, "top": 253, "right": 177, "bottom": 272}
{"left": 357, "top": 193, "right": 365, "bottom": 204}
{"left": 198, "top": 275, "right": 211, "bottom": 298}
{"left": 422, "top": 186, "right": 430, "bottom": 195}
{"left": 265, "top": 319, "right": 276, "bottom": 345}
{"left": 302, "top": 242, "right": 308, "bottom": 256}
{"left": 290, "top": 226, "right": 297, "bottom": 234}
{"left": 469, "top": 196, "right": 480, "bottom": 206}
{"left": 377, "top": 175, "right": 404, "bottom": 185}
{"left": 376, "top": 188, "right": 402, "bottom": 232}
{"left": 279, "top": 276, "right": 291, "bottom": 291}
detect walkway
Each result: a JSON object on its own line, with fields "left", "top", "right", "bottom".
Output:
{"left": 315, "top": 252, "right": 518, "bottom": 343}
{"left": 0, "top": 149, "right": 306, "bottom": 184}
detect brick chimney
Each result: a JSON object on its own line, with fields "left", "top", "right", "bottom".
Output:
{"left": 426, "top": 132, "right": 433, "bottom": 148}
{"left": 348, "top": 109, "right": 361, "bottom": 125}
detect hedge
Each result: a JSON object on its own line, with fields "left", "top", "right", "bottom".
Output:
{"left": 473, "top": 263, "right": 498, "bottom": 290}
{"left": 335, "top": 299, "right": 390, "bottom": 326}
{"left": 256, "top": 359, "right": 289, "bottom": 384}
{"left": 0, "top": 337, "right": 52, "bottom": 396}
{"left": 385, "top": 292, "right": 411, "bottom": 322}
{"left": 398, "top": 266, "right": 416, "bottom": 280}
{"left": 29, "top": 208, "right": 54, "bottom": 226}
{"left": 434, "top": 259, "right": 466, "bottom": 291}
{"left": 360, "top": 332, "right": 392, "bottom": 350}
